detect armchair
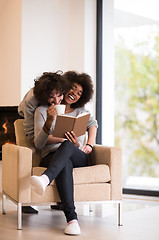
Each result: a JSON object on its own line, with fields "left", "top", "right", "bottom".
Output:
{"left": 2, "top": 119, "right": 122, "bottom": 229}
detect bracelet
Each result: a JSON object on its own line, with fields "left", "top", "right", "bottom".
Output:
{"left": 86, "top": 143, "right": 93, "bottom": 149}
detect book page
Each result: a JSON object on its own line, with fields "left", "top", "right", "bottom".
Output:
{"left": 76, "top": 112, "right": 90, "bottom": 118}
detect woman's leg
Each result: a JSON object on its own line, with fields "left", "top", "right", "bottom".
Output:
{"left": 30, "top": 140, "right": 87, "bottom": 196}
{"left": 41, "top": 140, "right": 88, "bottom": 222}
{"left": 55, "top": 160, "right": 82, "bottom": 235}
{"left": 55, "top": 159, "right": 77, "bottom": 222}
{"left": 42, "top": 140, "right": 88, "bottom": 183}
{"left": 30, "top": 140, "right": 87, "bottom": 234}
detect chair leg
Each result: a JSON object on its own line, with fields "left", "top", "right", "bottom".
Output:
{"left": 2, "top": 194, "right": 6, "bottom": 214}
{"left": 117, "top": 201, "right": 123, "bottom": 226}
{"left": 17, "top": 203, "right": 22, "bottom": 230}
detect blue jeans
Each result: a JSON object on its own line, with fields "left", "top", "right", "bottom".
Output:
{"left": 40, "top": 140, "right": 88, "bottom": 222}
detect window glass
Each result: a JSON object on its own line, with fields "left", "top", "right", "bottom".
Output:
{"left": 114, "top": 0, "right": 159, "bottom": 191}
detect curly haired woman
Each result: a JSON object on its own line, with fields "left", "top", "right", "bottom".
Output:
{"left": 18, "top": 71, "right": 70, "bottom": 139}
{"left": 18, "top": 71, "right": 70, "bottom": 214}
{"left": 30, "top": 71, "right": 98, "bottom": 235}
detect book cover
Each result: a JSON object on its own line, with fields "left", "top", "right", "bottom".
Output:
{"left": 53, "top": 112, "right": 90, "bottom": 138}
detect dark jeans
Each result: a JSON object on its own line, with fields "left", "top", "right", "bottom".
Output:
{"left": 40, "top": 140, "right": 88, "bottom": 222}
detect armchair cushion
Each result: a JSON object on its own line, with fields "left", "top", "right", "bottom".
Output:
{"left": 32, "top": 164, "right": 110, "bottom": 185}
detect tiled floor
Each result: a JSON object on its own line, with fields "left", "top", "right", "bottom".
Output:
{"left": 0, "top": 195, "right": 159, "bottom": 240}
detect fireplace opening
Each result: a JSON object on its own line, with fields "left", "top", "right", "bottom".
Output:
{"left": 0, "top": 106, "right": 22, "bottom": 160}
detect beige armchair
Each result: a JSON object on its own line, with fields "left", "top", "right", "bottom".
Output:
{"left": 2, "top": 119, "right": 122, "bottom": 230}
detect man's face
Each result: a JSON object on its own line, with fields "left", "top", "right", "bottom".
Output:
{"left": 47, "top": 90, "right": 64, "bottom": 105}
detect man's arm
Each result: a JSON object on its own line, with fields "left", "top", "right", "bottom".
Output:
{"left": 18, "top": 89, "right": 38, "bottom": 139}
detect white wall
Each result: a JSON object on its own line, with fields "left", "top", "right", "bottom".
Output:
{"left": 102, "top": 0, "right": 115, "bottom": 146}
{"left": 21, "top": 0, "right": 96, "bottom": 105}
{"left": 84, "top": 0, "right": 96, "bottom": 114}
{"left": 21, "top": 0, "right": 85, "bottom": 98}
{"left": 0, "top": 0, "right": 96, "bottom": 113}
{"left": 0, "top": 0, "right": 22, "bottom": 106}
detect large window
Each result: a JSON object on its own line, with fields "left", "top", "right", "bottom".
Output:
{"left": 114, "top": 0, "right": 159, "bottom": 192}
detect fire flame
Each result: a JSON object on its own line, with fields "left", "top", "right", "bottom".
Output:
{"left": 2, "top": 120, "right": 8, "bottom": 134}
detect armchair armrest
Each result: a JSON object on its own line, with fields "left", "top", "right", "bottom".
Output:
{"left": 90, "top": 144, "right": 122, "bottom": 200}
{"left": 2, "top": 144, "right": 32, "bottom": 203}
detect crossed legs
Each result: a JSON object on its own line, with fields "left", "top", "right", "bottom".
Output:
{"left": 29, "top": 140, "right": 88, "bottom": 235}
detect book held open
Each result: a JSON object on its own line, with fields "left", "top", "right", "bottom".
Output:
{"left": 53, "top": 112, "right": 90, "bottom": 138}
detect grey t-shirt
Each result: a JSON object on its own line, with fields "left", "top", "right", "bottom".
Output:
{"left": 34, "top": 106, "right": 98, "bottom": 158}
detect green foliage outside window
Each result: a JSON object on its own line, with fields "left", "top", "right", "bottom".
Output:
{"left": 115, "top": 27, "right": 159, "bottom": 178}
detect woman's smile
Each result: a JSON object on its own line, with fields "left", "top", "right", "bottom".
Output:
{"left": 68, "top": 94, "right": 75, "bottom": 100}
{"left": 65, "top": 83, "right": 83, "bottom": 105}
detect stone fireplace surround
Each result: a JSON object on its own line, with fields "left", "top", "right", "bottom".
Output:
{"left": 0, "top": 106, "right": 21, "bottom": 160}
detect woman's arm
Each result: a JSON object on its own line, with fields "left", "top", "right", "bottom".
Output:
{"left": 43, "top": 105, "right": 66, "bottom": 144}
{"left": 34, "top": 105, "right": 65, "bottom": 149}
{"left": 81, "top": 109, "right": 98, "bottom": 154}
{"left": 81, "top": 125, "right": 97, "bottom": 154}
{"left": 87, "top": 125, "right": 97, "bottom": 146}
{"left": 46, "top": 135, "right": 65, "bottom": 145}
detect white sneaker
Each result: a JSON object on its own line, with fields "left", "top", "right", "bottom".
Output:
{"left": 64, "top": 220, "right": 81, "bottom": 235}
{"left": 29, "top": 176, "right": 47, "bottom": 195}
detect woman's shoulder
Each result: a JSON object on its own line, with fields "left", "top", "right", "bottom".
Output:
{"left": 75, "top": 107, "right": 89, "bottom": 114}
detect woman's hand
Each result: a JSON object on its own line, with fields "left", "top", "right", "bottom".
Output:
{"left": 81, "top": 144, "right": 93, "bottom": 155}
{"left": 47, "top": 104, "right": 57, "bottom": 122}
{"left": 65, "top": 131, "right": 80, "bottom": 148}
{"left": 45, "top": 104, "right": 57, "bottom": 128}
{"left": 43, "top": 104, "right": 57, "bottom": 134}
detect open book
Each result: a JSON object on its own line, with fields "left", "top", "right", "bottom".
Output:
{"left": 53, "top": 112, "right": 90, "bottom": 138}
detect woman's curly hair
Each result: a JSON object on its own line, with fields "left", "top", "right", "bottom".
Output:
{"left": 33, "top": 71, "right": 70, "bottom": 105}
{"left": 63, "top": 71, "right": 94, "bottom": 108}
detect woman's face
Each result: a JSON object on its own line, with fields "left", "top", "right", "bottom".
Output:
{"left": 47, "top": 89, "right": 64, "bottom": 105}
{"left": 64, "top": 82, "right": 83, "bottom": 105}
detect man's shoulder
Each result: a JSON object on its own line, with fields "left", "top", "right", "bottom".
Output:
{"left": 25, "top": 89, "right": 38, "bottom": 105}
{"left": 18, "top": 88, "right": 38, "bottom": 115}
{"left": 36, "top": 105, "right": 48, "bottom": 113}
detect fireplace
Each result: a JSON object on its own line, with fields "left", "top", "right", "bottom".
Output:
{"left": 0, "top": 106, "right": 22, "bottom": 160}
